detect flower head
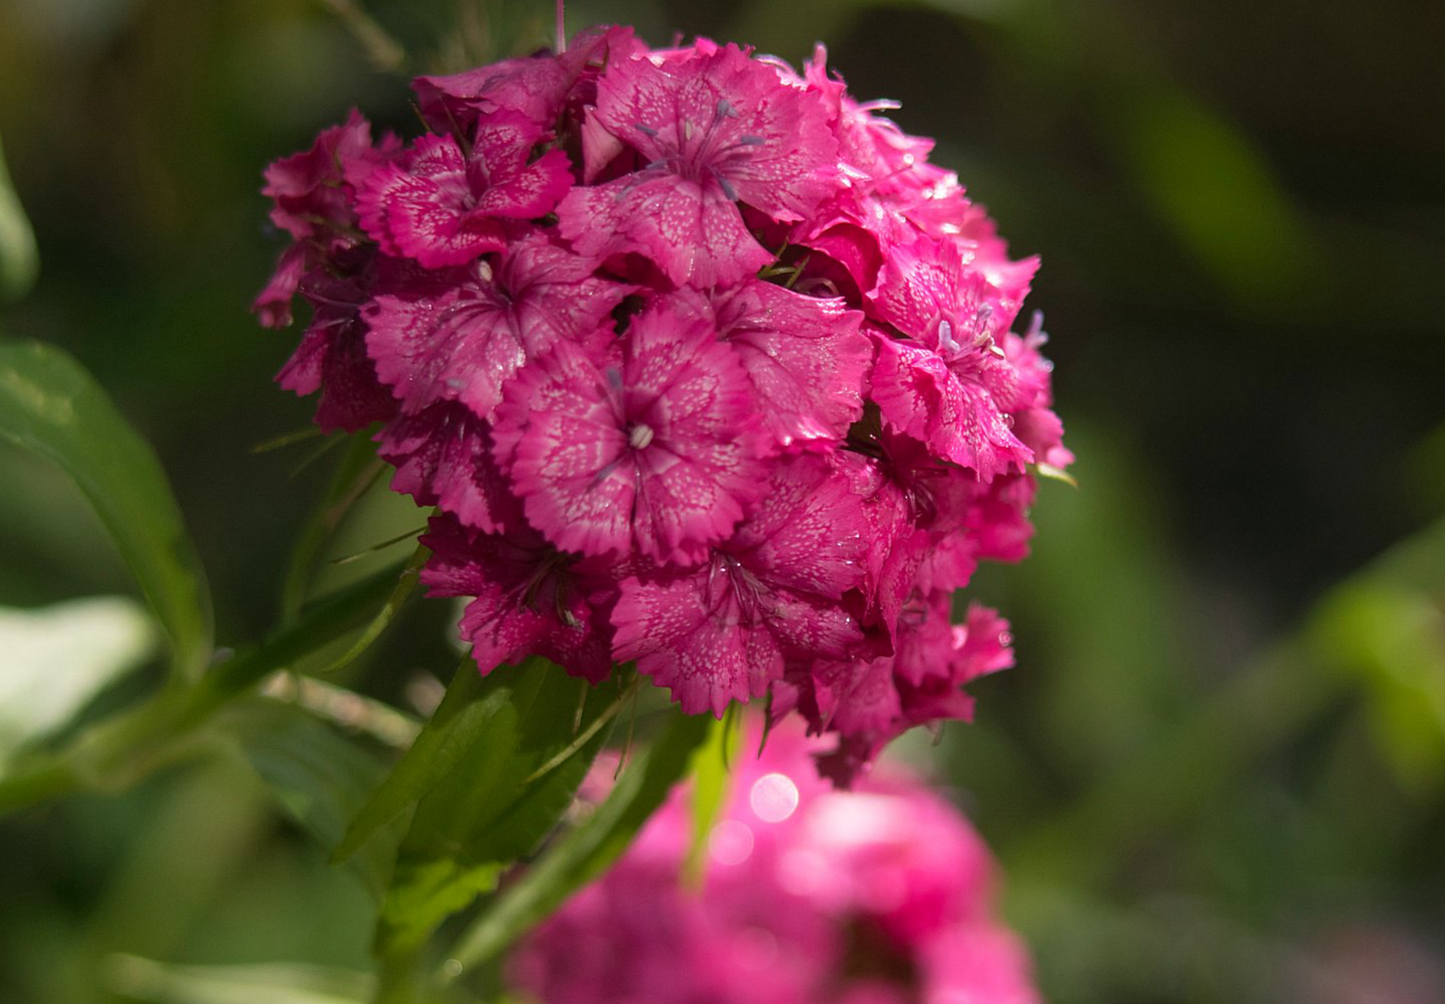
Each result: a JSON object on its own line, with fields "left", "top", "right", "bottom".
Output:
{"left": 253, "top": 29, "right": 1069, "bottom": 782}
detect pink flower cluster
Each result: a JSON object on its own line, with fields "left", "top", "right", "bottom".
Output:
{"left": 511, "top": 719, "right": 1042, "bottom": 1004}
{"left": 254, "top": 27, "right": 1070, "bottom": 783}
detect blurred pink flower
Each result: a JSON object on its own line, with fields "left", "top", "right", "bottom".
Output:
{"left": 511, "top": 719, "right": 1042, "bottom": 1004}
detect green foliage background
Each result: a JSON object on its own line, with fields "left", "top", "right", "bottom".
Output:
{"left": 1, "top": 0, "right": 1442, "bottom": 1001}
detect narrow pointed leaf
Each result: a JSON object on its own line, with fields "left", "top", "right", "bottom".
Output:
{"left": 684, "top": 706, "right": 739, "bottom": 888}
{"left": 0, "top": 341, "right": 212, "bottom": 680}
{"left": 281, "top": 434, "right": 384, "bottom": 622}
{"left": 374, "top": 661, "right": 627, "bottom": 955}
{"left": 222, "top": 698, "right": 405, "bottom": 901}
{"left": 331, "top": 656, "right": 496, "bottom": 865}
{"left": 443, "top": 709, "right": 712, "bottom": 975}
{"left": 318, "top": 543, "right": 428, "bottom": 675}
{"left": 185, "top": 558, "right": 411, "bottom": 723}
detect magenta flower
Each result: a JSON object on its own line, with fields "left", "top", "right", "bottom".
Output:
{"left": 376, "top": 404, "right": 519, "bottom": 534}
{"left": 510, "top": 717, "right": 1042, "bottom": 1004}
{"left": 420, "top": 514, "right": 611, "bottom": 683}
{"left": 261, "top": 108, "right": 399, "bottom": 242}
{"left": 867, "top": 238, "right": 1034, "bottom": 481}
{"left": 253, "top": 30, "right": 1070, "bottom": 782}
{"left": 557, "top": 43, "right": 838, "bottom": 287}
{"left": 273, "top": 249, "right": 397, "bottom": 433}
{"left": 806, "top": 602, "right": 1015, "bottom": 786}
{"left": 611, "top": 455, "right": 876, "bottom": 715}
{"left": 364, "top": 231, "right": 631, "bottom": 420}
{"left": 356, "top": 113, "right": 572, "bottom": 269}
{"left": 492, "top": 300, "right": 769, "bottom": 565}
{"left": 413, "top": 26, "right": 643, "bottom": 136}
{"left": 676, "top": 278, "right": 871, "bottom": 449}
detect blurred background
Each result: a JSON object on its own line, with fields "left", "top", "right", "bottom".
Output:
{"left": 0, "top": 0, "right": 1442, "bottom": 1001}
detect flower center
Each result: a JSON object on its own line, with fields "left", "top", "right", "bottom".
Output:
{"left": 636, "top": 98, "right": 763, "bottom": 193}
{"left": 627, "top": 422, "right": 655, "bottom": 450}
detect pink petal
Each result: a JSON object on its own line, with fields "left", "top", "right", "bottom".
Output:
{"left": 870, "top": 330, "right": 1031, "bottom": 481}
{"left": 357, "top": 120, "right": 571, "bottom": 269}
{"left": 263, "top": 108, "right": 396, "bottom": 239}
{"left": 704, "top": 279, "right": 870, "bottom": 448}
{"left": 376, "top": 404, "right": 521, "bottom": 533}
{"left": 588, "top": 44, "right": 838, "bottom": 220}
{"left": 276, "top": 262, "right": 396, "bottom": 433}
{"left": 496, "top": 305, "right": 767, "bottom": 564}
{"left": 413, "top": 57, "right": 572, "bottom": 134}
{"left": 365, "top": 234, "right": 629, "bottom": 420}
{"left": 557, "top": 174, "right": 774, "bottom": 289}
{"left": 474, "top": 148, "right": 573, "bottom": 218}
{"left": 732, "top": 454, "right": 870, "bottom": 600}
{"left": 612, "top": 573, "right": 782, "bottom": 716}
{"left": 421, "top": 515, "right": 610, "bottom": 681}
{"left": 253, "top": 244, "right": 307, "bottom": 329}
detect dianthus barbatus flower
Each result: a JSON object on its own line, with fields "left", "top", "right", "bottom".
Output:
{"left": 254, "top": 28, "right": 1070, "bottom": 784}
{"left": 510, "top": 717, "right": 1042, "bottom": 1004}
{"left": 557, "top": 41, "right": 838, "bottom": 288}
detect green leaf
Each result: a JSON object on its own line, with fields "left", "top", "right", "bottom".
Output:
{"left": 0, "top": 597, "right": 156, "bottom": 766}
{"left": 331, "top": 656, "right": 495, "bottom": 865}
{"left": 280, "top": 433, "right": 385, "bottom": 622}
{"left": 374, "top": 659, "right": 628, "bottom": 956}
{"left": 442, "top": 709, "right": 712, "bottom": 977}
{"left": 184, "top": 558, "right": 411, "bottom": 725}
{"left": 0, "top": 131, "right": 38, "bottom": 302}
{"left": 1311, "top": 580, "right": 1445, "bottom": 791}
{"left": 221, "top": 697, "right": 405, "bottom": 901}
{"left": 0, "top": 341, "right": 212, "bottom": 680}
{"left": 105, "top": 955, "right": 370, "bottom": 1004}
{"left": 0, "top": 559, "right": 408, "bottom": 816}
{"left": 684, "top": 705, "right": 740, "bottom": 888}
{"left": 317, "top": 543, "right": 428, "bottom": 675}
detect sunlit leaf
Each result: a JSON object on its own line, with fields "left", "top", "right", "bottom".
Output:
{"left": 442, "top": 710, "right": 712, "bottom": 976}
{"left": 331, "top": 656, "right": 497, "bottom": 866}
{"left": 105, "top": 954, "right": 370, "bottom": 1004}
{"left": 0, "top": 341, "right": 213, "bottom": 680}
{"left": 0, "top": 558, "right": 414, "bottom": 817}
{"left": 0, "top": 597, "right": 155, "bottom": 766}
{"left": 1034, "top": 462, "right": 1078, "bottom": 488}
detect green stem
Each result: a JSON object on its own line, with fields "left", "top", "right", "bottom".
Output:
{"left": 0, "top": 758, "right": 80, "bottom": 814}
{"left": 318, "top": 0, "right": 407, "bottom": 73}
{"left": 372, "top": 946, "right": 424, "bottom": 1004}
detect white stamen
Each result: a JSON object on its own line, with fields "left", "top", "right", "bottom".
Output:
{"left": 937, "top": 318, "right": 958, "bottom": 353}
{"left": 628, "top": 423, "right": 655, "bottom": 450}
